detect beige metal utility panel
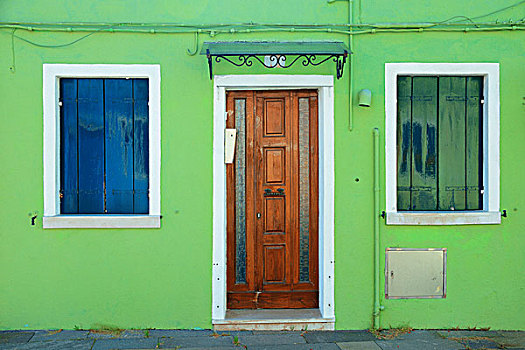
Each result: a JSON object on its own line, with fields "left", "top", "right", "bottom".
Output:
{"left": 385, "top": 248, "right": 447, "bottom": 299}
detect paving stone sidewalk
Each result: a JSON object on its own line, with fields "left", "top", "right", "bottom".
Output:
{"left": 0, "top": 329, "right": 523, "bottom": 349}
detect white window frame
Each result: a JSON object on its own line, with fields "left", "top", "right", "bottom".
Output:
{"left": 212, "top": 75, "right": 335, "bottom": 325}
{"left": 42, "top": 64, "right": 161, "bottom": 229}
{"left": 385, "top": 63, "right": 500, "bottom": 225}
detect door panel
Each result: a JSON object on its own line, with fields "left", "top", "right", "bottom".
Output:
{"left": 227, "top": 90, "right": 318, "bottom": 309}
{"left": 265, "top": 148, "right": 285, "bottom": 184}
{"left": 264, "top": 99, "right": 285, "bottom": 136}
{"left": 264, "top": 197, "right": 285, "bottom": 233}
{"left": 264, "top": 245, "right": 286, "bottom": 283}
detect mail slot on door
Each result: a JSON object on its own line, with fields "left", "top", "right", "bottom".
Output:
{"left": 264, "top": 188, "right": 285, "bottom": 197}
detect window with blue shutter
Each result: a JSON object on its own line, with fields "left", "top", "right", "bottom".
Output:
{"left": 59, "top": 78, "right": 149, "bottom": 214}
{"left": 397, "top": 76, "right": 483, "bottom": 211}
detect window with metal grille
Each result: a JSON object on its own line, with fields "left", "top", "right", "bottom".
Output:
{"left": 59, "top": 78, "right": 149, "bottom": 214}
{"left": 396, "top": 76, "right": 483, "bottom": 211}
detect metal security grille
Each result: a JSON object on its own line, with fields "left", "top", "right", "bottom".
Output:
{"left": 397, "top": 76, "right": 484, "bottom": 211}
{"left": 59, "top": 78, "right": 149, "bottom": 214}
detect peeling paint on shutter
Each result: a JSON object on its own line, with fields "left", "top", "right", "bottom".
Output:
{"left": 60, "top": 78, "right": 79, "bottom": 214}
{"left": 105, "top": 79, "right": 134, "bottom": 214}
{"left": 397, "top": 76, "right": 412, "bottom": 211}
{"left": 397, "top": 76, "right": 483, "bottom": 211}
{"left": 466, "top": 77, "right": 483, "bottom": 210}
{"left": 60, "top": 78, "right": 149, "bottom": 214}
{"left": 411, "top": 77, "right": 438, "bottom": 210}
{"left": 438, "top": 77, "right": 467, "bottom": 210}
{"left": 78, "top": 79, "right": 105, "bottom": 213}
{"left": 133, "top": 79, "right": 150, "bottom": 214}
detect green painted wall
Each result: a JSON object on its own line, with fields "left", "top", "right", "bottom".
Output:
{"left": 1, "top": 0, "right": 524, "bottom": 331}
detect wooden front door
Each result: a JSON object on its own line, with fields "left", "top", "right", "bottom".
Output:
{"left": 226, "top": 90, "right": 319, "bottom": 309}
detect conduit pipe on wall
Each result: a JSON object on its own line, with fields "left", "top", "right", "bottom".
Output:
{"left": 348, "top": 0, "right": 354, "bottom": 131}
{"left": 373, "top": 127, "right": 382, "bottom": 329}
{"left": 2, "top": 20, "right": 522, "bottom": 28}
{"left": 327, "top": 0, "right": 355, "bottom": 131}
{"left": 0, "top": 23, "right": 525, "bottom": 38}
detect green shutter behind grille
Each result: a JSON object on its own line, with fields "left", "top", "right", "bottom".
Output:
{"left": 396, "top": 76, "right": 412, "bottom": 211}
{"left": 397, "top": 76, "right": 483, "bottom": 211}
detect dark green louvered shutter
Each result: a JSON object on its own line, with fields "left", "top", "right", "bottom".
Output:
{"left": 397, "top": 76, "right": 483, "bottom": 211}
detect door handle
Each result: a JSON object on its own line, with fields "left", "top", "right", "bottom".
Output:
{"left": 257, "top": 213, "right": 261, "bottom": 219}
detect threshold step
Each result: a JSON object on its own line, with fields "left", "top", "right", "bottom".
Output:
{"left": 213, "top": 309, "right": 335, "bottom": 331}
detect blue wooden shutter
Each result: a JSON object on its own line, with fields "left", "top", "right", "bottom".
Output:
{"left": 105, "top": 79, "right": 134, "bottom": 214}
{"left": 60, "top": 79, "right": 79, "bottom": 214}
{"left": 133, "top": 79, "right": 150, "bottom": 214}
{"left": 60, "top": 78, "right": 149, "bottom": 214}
{"left": 77, "top": 79, "right": 105, "bottom": 213}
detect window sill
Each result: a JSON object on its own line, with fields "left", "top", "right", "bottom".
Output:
{"left": 43, "top": 215, "right": 161, "bottom": 229}
{"left": 386, "top": 211, "right": 501, "bottom": 225}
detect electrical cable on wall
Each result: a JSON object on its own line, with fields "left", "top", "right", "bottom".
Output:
{"left": 0, "top": 1, "right": 523, "bottom": 73}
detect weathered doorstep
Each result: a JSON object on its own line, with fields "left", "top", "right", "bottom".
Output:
{"left": 213, "top": 308, "right": 335, "bottom": 331}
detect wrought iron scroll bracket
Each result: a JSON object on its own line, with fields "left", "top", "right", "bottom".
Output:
{"left": 336, "top": 51, "right": 347, "bottom": 79}
{"left": 206, "top": 50, "right": 348, "bottom": 80}
{"left": 207, "top": 49, "right": 213, "bottom": 80}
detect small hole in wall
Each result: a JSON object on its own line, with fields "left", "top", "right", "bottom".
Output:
{"left": 355, "top": 178, "right": 360, "bottom": 182}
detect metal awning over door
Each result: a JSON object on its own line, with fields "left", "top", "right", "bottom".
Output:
{"left": 200, "top": 41, "right": 350, "bottom": 79}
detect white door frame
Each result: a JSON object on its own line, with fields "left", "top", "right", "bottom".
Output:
{"left": 212, "top": 75, "right": 335, "bottom": 322}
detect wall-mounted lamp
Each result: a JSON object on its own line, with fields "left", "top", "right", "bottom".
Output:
{"left": 358, "top": 89, "right": 372, "bottom": 107}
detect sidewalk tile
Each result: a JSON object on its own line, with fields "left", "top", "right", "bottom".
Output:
{"left": 392, "top": 330, "right": 439, "bottom": 339}
{"left": 214, "top": 330, "right": 254, "bottom": 337}
{"left": 337, "top": 341, "right": 381, "bottom": 349}
{"left": 374, "top": 330, "right": 464, "bottom": 350}
{"left": 376, "top": 335, "right": 464, "bottom": 350}
{"left": 237, "top": 333, "right": 306, "bottom": 345}
{"left": 0, "top": 339, "right": 94, "bottom": 349}
{"left": 437, "top": 330, "right": 500, "bottom": 338}
{"left": 248, "top": 343, "right": 340, "bottom": 350}
{"left": 178, "top": 347, "right": 239, "bottom": 350}
{"left": 448, "top": 337, "right": 500, "bottom": 349}
{"left": 0, "top": 332, "right": 34, "bottom": 344}
{"left": 91, "top": 338, "right": 159, "bottom": 350}
{"left": 252, "top": 331, "right": 302, "bottom": 335}
{"left": 159, "top": 335, "right": 234, "bottom": 348}
{"left": 119, "top": 330, "right": 148, "bottom": 338}
{"left": 493, "top": 331, "right": 525, "bottom": 348}
{"left": 30, "top": 330, "right": 88, "bottom": 342}
{"left": 375, "top": 330, "right": 441, "bottom": 341}
{"left": 150, "top": 329, "right": 214, "bottom": 338}
{"left": 87, "top": 331, "right": 123, "bottom": 339}
{"left": 303, "top": 331, "right": 376, "bottom": 343}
